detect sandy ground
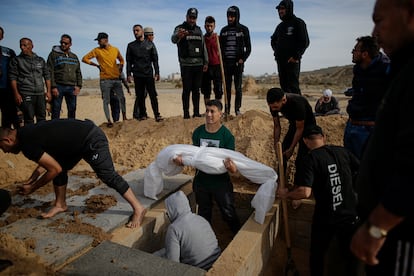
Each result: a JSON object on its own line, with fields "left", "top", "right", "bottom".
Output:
{"left": 0, "top": 84, "right": 349, "bottom": 275}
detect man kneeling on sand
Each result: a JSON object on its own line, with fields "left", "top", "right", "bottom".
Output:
{"left": 0, "top": 119, "right": 146, "bottom": 228}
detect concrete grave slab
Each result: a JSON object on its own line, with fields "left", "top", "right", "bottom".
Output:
{"left": 60, "top": 240, "right": 206, "bottom": 276}
{"left": 0, "top": 169, "right": 192, "bottom": 268}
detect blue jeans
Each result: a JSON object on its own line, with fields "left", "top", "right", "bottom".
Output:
{"left": 343, "top": 121, "right": 374, "bottom": 159}
{"left": 100, "top": 79, "right": 125, "bottom": 122}
{"left": 52, "top": 85, "right": 77, "bottom": 119}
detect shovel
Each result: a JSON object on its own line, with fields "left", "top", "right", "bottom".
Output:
{"left": 216, "top": 34, "right": 228, "bottom": 121}
{"left": 277, "top": 142, "right": 300, "bottom": 276}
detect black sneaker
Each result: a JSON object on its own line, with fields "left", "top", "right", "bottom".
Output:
{"left": 155, "top": 115, "right": 164, "bottom": 122}
{"left": 192, "top": 114, "right": 202, "bottom": 118}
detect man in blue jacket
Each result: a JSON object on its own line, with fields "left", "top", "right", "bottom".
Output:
{"left": 271, "top": 0, "right": 309, "bottom": 95}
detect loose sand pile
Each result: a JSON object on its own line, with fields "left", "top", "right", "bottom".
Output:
{"left": 0, "top": 84, "right": 349, "bottom": 275}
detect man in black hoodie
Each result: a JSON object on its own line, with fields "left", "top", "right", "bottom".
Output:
{"left": 271, "top": 0, "right": 309, "bottom": 95}
{"left": 219, "top": 6, "right": 251, "bottom": 116}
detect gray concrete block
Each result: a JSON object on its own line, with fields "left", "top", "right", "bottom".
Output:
{"left": 60, "top": 240, "right": 206, "bottom": 276}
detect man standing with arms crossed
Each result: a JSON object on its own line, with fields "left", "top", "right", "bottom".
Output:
{"left": 47, "top": 34, "right": 82, "bottom": 119}
{"left": 82, "top": 32, "right": 127, "bottom": 127}
{"left": 351, "top": 0, "right": 414, "bottom": 275}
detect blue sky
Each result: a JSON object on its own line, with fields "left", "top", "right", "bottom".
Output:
{"left": 0, "top": 0, "right": 376, "bottom": 78}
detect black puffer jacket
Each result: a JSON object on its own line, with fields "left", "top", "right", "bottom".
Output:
{"left": 219, "top": 6, "right": 252, "bottom": 64}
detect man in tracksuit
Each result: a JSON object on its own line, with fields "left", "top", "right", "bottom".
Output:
{"left": 219, "top": 6, "right": 251, "bottom": 116}
{"left": 9, "top": 37, "right": 51, "bottom": 125}
{"left": 47, "top": 34, "right": 82, "bottom": 119}
{"left": 271, "top": 0, "right": 309, "bottom": 95}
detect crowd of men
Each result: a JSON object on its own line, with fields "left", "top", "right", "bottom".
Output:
{"left": 1, "top": 0, "right": 414, "bottom": 275}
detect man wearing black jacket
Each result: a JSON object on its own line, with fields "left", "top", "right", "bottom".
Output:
{"left": 219, "top": 6, "right": 251, "bottom": 116}
{"left": 271, "top": 0, "right": 309, "bottom": 95}
{"left": 126, "top": 24, "right": 163, "bottom": 122}
{"left": 350, "top": 0, "right": 414, "bottom": 275}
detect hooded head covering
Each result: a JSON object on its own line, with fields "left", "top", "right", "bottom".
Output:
{"left": 276, "top": 0, "right": 294, "bottom": 20}
{"left": 165, "top": 191, "right": 191, "bottom": 222}
{"left": 227, "top": 5, "right": 240, "bottom": 24}
{"left": 323, "top": 89, "right": 333, "bottom": 97}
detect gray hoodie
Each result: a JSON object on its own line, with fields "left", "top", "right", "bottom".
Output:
{"left": 155, "top": 191, "right": 221, "bottom": 270}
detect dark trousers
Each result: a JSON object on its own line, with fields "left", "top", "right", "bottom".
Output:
{"left": 181, "top": 65, "right": 203, "bottom": 117}
{"left": 194, "top": 181, "right": 241, "bottom": 234}
{"left": 310, "top": 221, "right": 362, "bottom": 276}
{"left": 224, "top": 63, "right": 243, "bottom": 114}
{"left": 110, "top": 89, "right": 120, "bottom": 122}
{"left": 54, "top": 126, "right": 129, "bottom": 195}
{"left": 0, "top": 189, "right": 11, "bottom": 216}
{"left": 201, "top": 65, "right": 223, "bottom": 100}
{"left": 133, "top": 76, "right": 160, "bottom": 118}
{"left": 20, "top": 94, "right": 46, "bottom": 125}
{"left": 51, "top": 85, "right": 77, "bottom": 119}
{"left": 0, "top": 88, "right": 18, "bottom": 128}
{"left": 277, "top": 59, "right": 301, "bottom": 95}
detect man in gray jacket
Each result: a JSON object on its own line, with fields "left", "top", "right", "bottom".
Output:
{"left": 47, "top": 34, "right": 82, "bottom": 119}
{"left": 9, "top": 37, "right": 51, "bottom": 125}
{"left": 154, "top": 190, "right": 221, "bottom": 270}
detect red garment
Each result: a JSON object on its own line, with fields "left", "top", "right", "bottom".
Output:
{"left": 204, "top": 33, "right": 220, "bottom": 66}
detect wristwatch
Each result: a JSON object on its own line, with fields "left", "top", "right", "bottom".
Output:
{"left": 367, "top": 222, "right": 388, "bottom": 239}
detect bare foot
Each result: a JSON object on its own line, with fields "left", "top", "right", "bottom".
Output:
{"left": 40, "top": 205, "right": 68, "bottom": 219}
{"left": 126, "top": 209, "right": 147, "bottom": 228}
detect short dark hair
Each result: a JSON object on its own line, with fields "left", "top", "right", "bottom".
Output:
{"left": 206, "top": 99, "right": 223, "bottom": 111}
{"left": 61, "top": 34, "right": 72, "bottom": 43}
{"left": 0, "top": 27, "right": 4, "bottom": 35}
{"left": 205, "top": 16, "right": 215, "bottom": 24}
{"left": 133, "top": 24, "right": 143, "bottom": 30}
{"left": 266, "top": 88, "right": 285, "bottom": 104}
{"left": 356, "top": 36, "right": 379, "bottom": 59}
{"left": 20, "top": 37, "right": 33, "bottom": 44}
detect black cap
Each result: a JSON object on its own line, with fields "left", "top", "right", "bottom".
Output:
{"left": 186, "top": 8, "right": 198, "bottom": 18}
{"left": 303, "top": 125, "right": 324, "bottom": 138}
{"left": 94, "top": 32, "right": 108, "bottom": 41}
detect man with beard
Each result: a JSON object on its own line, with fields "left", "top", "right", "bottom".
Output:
{"left": 219, "top": 6, "right": 251, "bottom": 116}
{"left": 344, "top": 36, "right": 390, "bottom": 159}
{"left": 171, "top": 8, "right": 208, "bottom": 119}
{"left": 271, "top": 0, "right": 309, "bottom": 95}
{"left": 82, "top": 32, "right": 127, "bottom": 127}
{"left": 126, "top": 24, "right": 163, "bottom": 122}
{"left": 350, "top": 0, "right": 414, "bottom": 275}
